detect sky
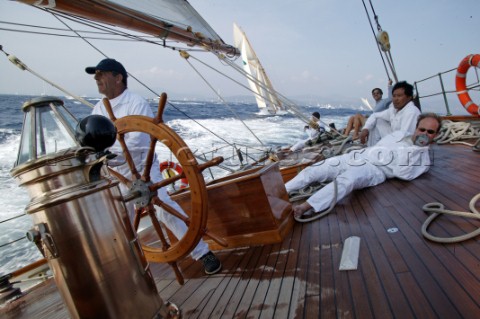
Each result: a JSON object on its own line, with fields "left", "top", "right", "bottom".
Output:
{"left": 1, "top": 0, "right": 479, "bottom": 113}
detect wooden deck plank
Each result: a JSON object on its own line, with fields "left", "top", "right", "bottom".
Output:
{"left": 258, "top": 222, "right": 297, "bottom": 319}
{"left": 353, "top": 191, "right": 415, "bottom": 317}
{"left": 244, "top": 241, "right": 284, "bottom": 318}
{"left": 392, "top": 178, "right": 480, "bottom": 270}
{"left": 303, "top": 221, "right": 321, "bottom": 319}
{"left": 286, "top": 218, "right": 312, "bottom": 319}
{"left": 376, "top": 179, "right": 478, "bottom": 318}
{"left": 234, "top": 244, "right": 275, "bottom": 318}
{"left": 187, "top": 248, "right": 250, "bottom": 318}
{"left": 328, "top": 206, "right": 357, "bottom": 319}
{"left": 318, "top": 212, "right": 341, "bottom": 318}
{"left": 204, "top": 247, "right": 258, "bottom": 318}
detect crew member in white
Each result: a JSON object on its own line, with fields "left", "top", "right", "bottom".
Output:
{"left": 287, "top": 113, "right": 441, "bottom": 217}
{"left": 360, "top": 81, "right": 420, "bottom": 146}
{"left": 290, "top": 111, "right": 326, "bottom": 152}
{"left": 85, "top": 58, "right": 221, "bottom": 274}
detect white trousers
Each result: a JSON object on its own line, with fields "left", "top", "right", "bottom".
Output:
{"left": 290, "top": 138, "right": 309, "bottom": 152}
{"left": 119, "top": 163, "right": 209, "bottom": 261}
{"left": 367, "top": 118, "right": 391, "bottom": 146}
{"left": 285, "top": 154, "right": 386, "bottom": 212}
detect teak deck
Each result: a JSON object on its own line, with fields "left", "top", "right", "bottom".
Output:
{"left": 2, "top": 142, "right": 480, "bottom": 319}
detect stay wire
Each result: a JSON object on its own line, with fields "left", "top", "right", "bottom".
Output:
{"left": 213, "top": 52, "right": 310, "bottom": 123}
{"left": 183, "top": 56, "right": 266, "bottom": 149}
{"left": 368, "top": 0, "right": 398, "bottom": 81}
{"left": 194, "top": 51, "right": 342, "bottom": 135}
{"left": 360, "top": 0, "right": 391, "bottom": 81}
{"left": 45, "top": 9, "right": 235, "bottom": 147}
{"left": 0, "top": 46, "right": 95, "bottom": 108}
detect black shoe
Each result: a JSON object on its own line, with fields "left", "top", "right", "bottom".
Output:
{"left": 200, "top": 251, "right": 222, "bottom": 275}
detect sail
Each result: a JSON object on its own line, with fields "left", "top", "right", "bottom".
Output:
{"left": 361, "top": 98, "right": 373, "bottom": 111}
{"left": 233, "top": 23, "right": 283, "bottom": 114}
{"left": 16, "top": 0, "right": 239, "bottom": 56}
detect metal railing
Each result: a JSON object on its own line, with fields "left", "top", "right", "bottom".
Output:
{"left": 414, "top": 65, "right": 480, "bottom": 116}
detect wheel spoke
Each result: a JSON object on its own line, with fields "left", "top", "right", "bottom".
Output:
{"left": 106, "top": 93, "right": 212, "bottom": 264}
{"left": 152, "top": 196, "right": 190, "bottom": 224}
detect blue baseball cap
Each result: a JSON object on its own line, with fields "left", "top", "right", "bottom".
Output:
{"left": 85, "top": 58, "right": 127, "bottom": 80}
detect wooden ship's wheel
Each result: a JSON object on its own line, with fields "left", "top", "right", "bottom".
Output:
{"left": 102, "top": 93, "right": 224, "bottom": 283}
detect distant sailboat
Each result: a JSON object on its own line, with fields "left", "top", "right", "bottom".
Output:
{"left": 233, "top": 23, "right": 284, "bottom": 115}
{"left": 361, "top": 97, "right": 373, "bottom": 110}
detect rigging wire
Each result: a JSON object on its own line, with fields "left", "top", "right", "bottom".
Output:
{"left": 180, "top": 51, "right": 266, "bottom": 149}
{"left": 0, "top": 237, "right": 27, "bottom": 249}
{"left": 37, "top": 6, "right": 339, "bottom": 138}
{"left": 0, "top": 46, "right": 95, "bottom": 108}
{"left": 0, "top": 212, "right": 29, "bottom": 251}
{"left": 360, "top": 0, "right": 397, "bottom": 82}
{"left": 2, "top": 13, "right": 239, "bottom": 153}
{"left": 214, "top": 52, "right": 308, "bottom": 120}
{"left": 207, "top": 51, "right": 344, "bottom": 135}
{"left": 3, "top": 5, "right": 343, "bottom": 160}
{"left": 0, "top": 20, "right": 162, "bottom": 38}
{"left": 0, "top": 213, "right": 26, "bottom": 224}
{"left": 43, "top": 9, "right": 239, "bottom": 148}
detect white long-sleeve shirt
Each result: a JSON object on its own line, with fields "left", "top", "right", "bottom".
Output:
{"left": 363, "top": 101, "right": 420, "bottom": 142}
{"left": 92, "top": 88, "right": 154, "bottom": 178}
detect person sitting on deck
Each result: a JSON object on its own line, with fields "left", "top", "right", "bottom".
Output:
{"left": 359, "top": 81, "right": 420, "bottom": 146}
{"left": 286, "top": 113, "right": 441, "bottom": 218}
{"left": 289, "top": 111, "right": 327, "bottom": 152}
{"left": 343, "top": 113, "right": 366, "bottom": 140}
{"left": 343, "top": 79, "right": 393, "bottom": 140}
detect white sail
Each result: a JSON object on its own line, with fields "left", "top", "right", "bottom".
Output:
{"left": 361, "top": 97, "right": 373, "bottom": 110}
{"left": 16, "top": 0, "right": 238, "bottom": 56}
{"left": 233, "top": 23, "right": 283, "bottom": 115}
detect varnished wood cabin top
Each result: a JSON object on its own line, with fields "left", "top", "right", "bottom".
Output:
{"left": 2, "top": 142, "right": 480, "bottom": 319}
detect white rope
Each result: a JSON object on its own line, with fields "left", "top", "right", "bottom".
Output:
{"left": 294, "top": 179, "right": 338, "bottom": 223}
{"left": 1, "top": 48, "right": 94, "bottom": 108}
{"left": 288, "top": 182, "right": 324, "bottom": 202}
{"left": 421, "top": 193, "right": 480, "bottom": 243}
{"left": 435, "top": 120, "right": 480, "bottom": 146}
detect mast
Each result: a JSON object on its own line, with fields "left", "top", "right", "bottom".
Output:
{"left": 16, "top": 0, "right": 239, "bottom": 56}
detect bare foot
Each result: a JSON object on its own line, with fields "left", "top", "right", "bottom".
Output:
{"left": 293, "top": 202, "right": 313, "bottom": 218}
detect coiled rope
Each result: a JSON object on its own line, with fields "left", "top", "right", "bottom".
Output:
{"left": 435, "top": 120, "right": 480, "bottom": 146}
{"left": 294, "top": 180, "right": 338, "bottom": 223}
{"left": 421, "top": 193, "right": 480, "bottom": 243}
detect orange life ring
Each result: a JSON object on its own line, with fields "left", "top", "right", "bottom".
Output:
{"left": 159, "top": 161, "right": 188, "bottom": 189}
{"left": 455, "top": 54, "right": 480, "bottom": 115}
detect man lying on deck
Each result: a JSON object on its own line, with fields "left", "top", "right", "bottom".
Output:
{"left": 286, "top": 113, "right": 441, "bottom": 218}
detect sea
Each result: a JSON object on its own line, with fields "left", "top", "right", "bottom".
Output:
{"left": 0, "top": 93, "right": 366, "bottom": 276}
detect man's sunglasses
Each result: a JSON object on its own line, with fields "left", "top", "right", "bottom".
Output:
{"left": 418, "top": 128, "right": 436, "bottom": 134}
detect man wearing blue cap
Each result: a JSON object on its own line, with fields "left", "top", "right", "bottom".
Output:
{"left": 85, "top": 58, "right": 222, "bottom": 275}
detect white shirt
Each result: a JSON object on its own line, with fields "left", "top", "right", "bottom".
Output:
{"left": 363, "top": 101, "right": 420, "bottom": 138}
{"left": 350, "top": 130, "right": 431, "bottom": 180}
{"left": 91, "top": 88, "right": 155, "bottom": 179}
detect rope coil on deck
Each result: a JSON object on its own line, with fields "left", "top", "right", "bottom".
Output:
{"left": 421, "top": 193, "right": 480, "bottom": 243}
{"left": 435, "top": 120, "right": 480, "bottom": 147}
{"left": 293, "top": 180, "right": 338, "bottom": 223}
